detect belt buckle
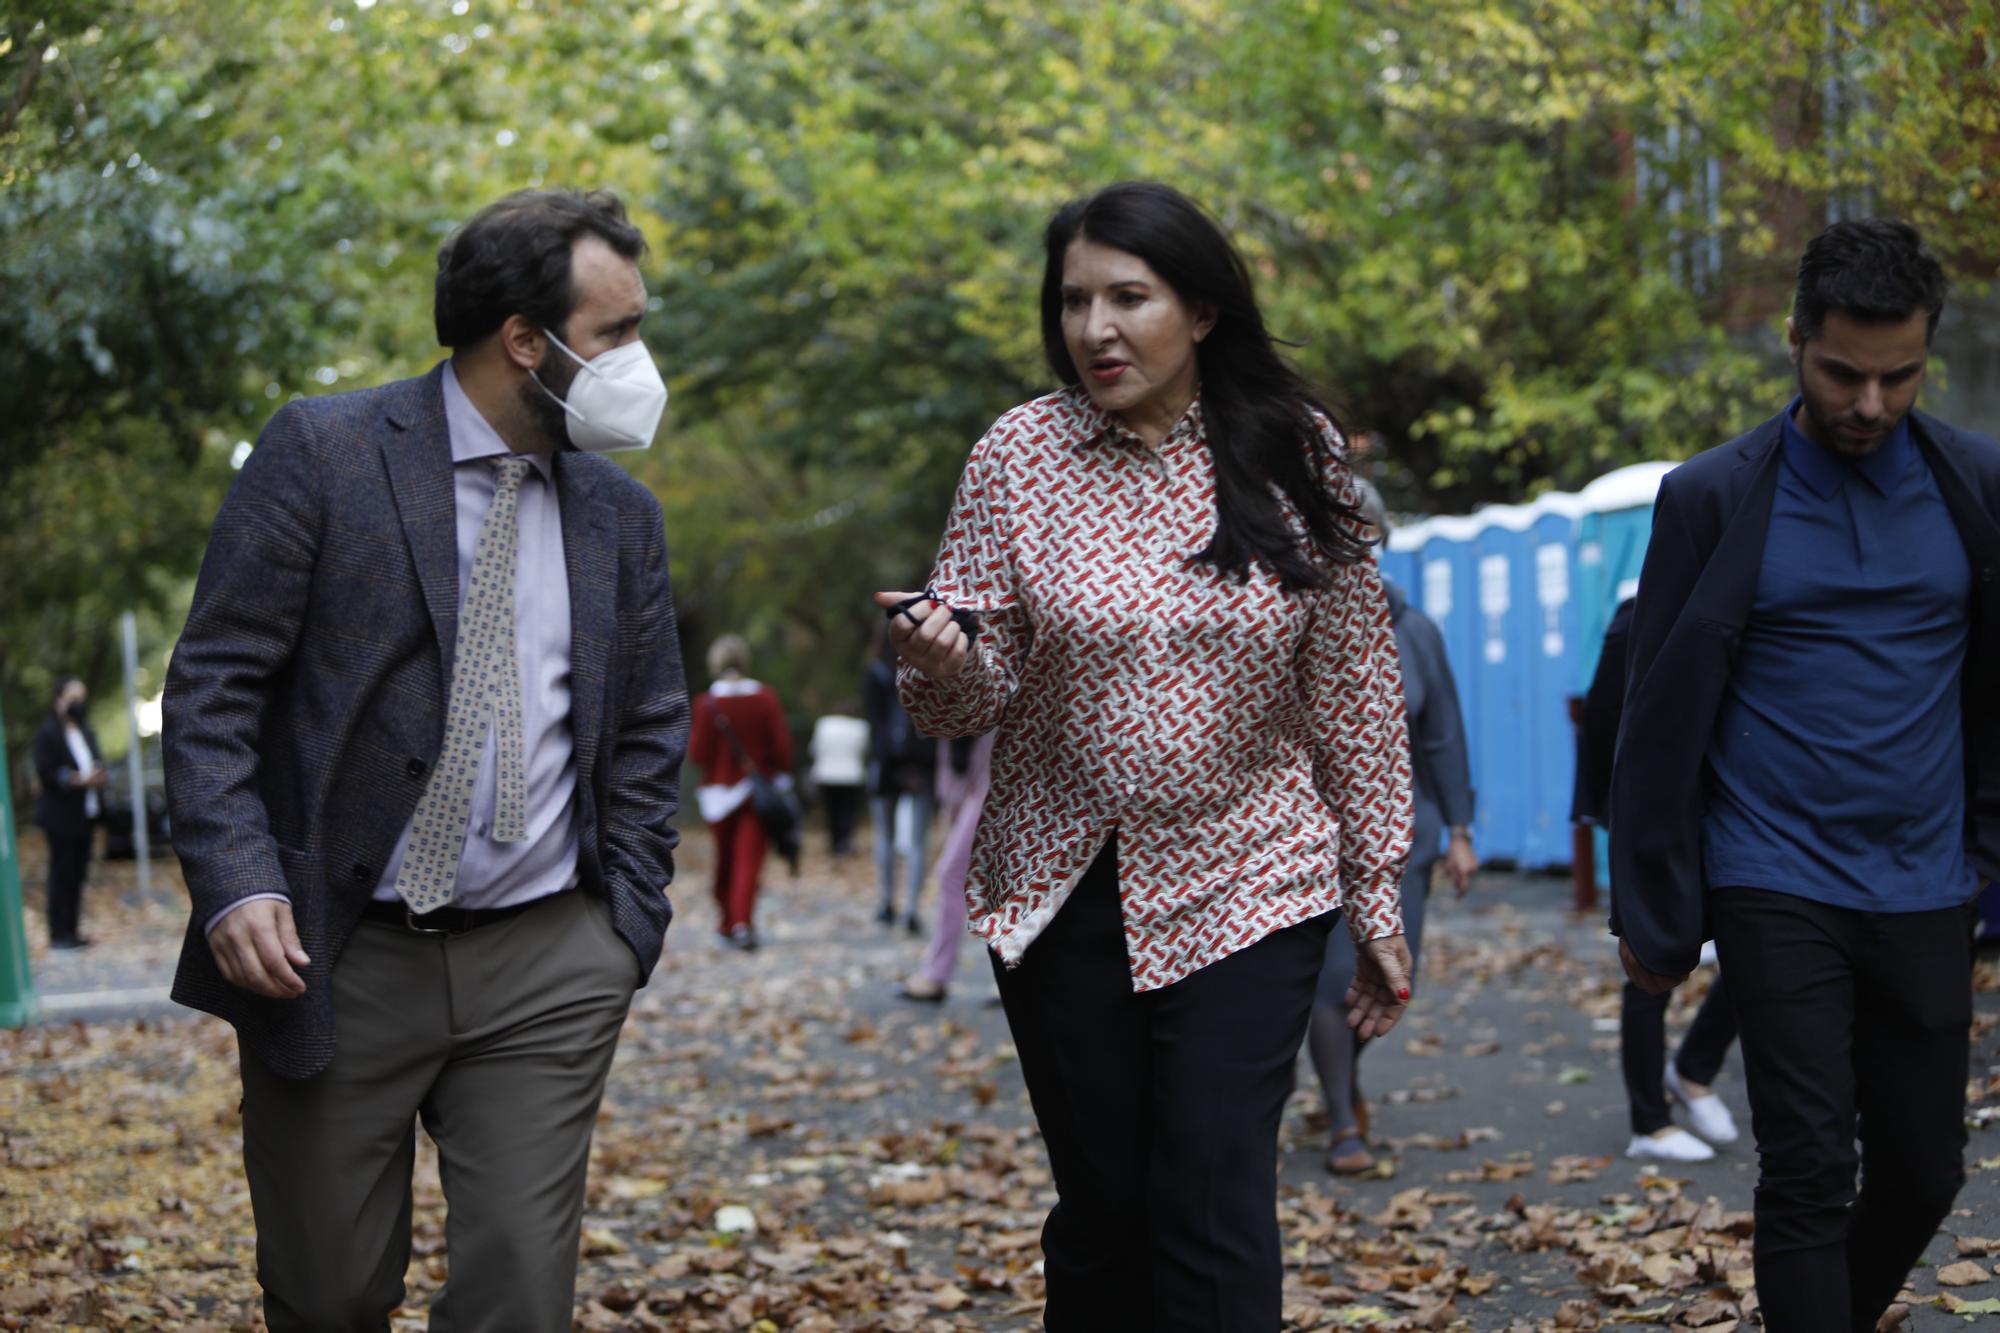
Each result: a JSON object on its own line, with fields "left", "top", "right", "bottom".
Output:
{"left": 405, "top": 907, "right": 458, "bottom": 938}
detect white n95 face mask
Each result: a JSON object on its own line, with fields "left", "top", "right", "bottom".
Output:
{"left": 532, "top": 331, "right": 669, "bottom": 453}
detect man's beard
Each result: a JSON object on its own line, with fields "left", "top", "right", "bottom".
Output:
{"left": 519, "top": 346, "right": 579, "bottom": 451}
{"left": 1796, "top": 371, "right": 1899, "bottom": 459}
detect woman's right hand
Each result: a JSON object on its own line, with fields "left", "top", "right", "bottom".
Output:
{"left": 874, "top": 591, "right": 970, "bottom": 680}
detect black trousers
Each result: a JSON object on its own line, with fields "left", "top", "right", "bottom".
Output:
{"left": 45, "top": 829, "right": 92, "bottom": 945}
{"left": 992, "top": 841, "right": 1333, "bottom": 1332}
{"left": 1621, "top": 972, "right": 1737, "bottom": 1135}
{"left": 821, "top": 784, "right": 863, "bottom": 854}
{"left": 1711, "top": 887, "right": 1971, "bottom": 1333}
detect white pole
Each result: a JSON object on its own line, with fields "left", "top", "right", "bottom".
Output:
{"left": 120, "top": 612, "right": 151, "bottom": 897}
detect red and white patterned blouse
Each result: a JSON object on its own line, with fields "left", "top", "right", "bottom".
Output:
{"left": 900, "top": 385, "right": 1414, "bottom": 991}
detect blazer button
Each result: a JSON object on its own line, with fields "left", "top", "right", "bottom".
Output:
{"left": 351, "top": 864, "right": 372, "bottom": 882}
{"left": 407, "top": 757, "right": 428, "bottom": 779}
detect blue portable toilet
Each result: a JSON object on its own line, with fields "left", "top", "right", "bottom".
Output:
{"left": 1458, "top": 496, "right": 1587, "bottom": 870}
{"left": 1379, "top": 545, "right": 1419, "bottom": 603}
{"left": 1523, "top": 498, "right": 1587, "bottom": 868}
{"left": 1574, "top": 462, "right": 1677, "bottom": 685}
{"left": 1571, "top": 461, "right": 1676, "bottom": 886}
{"left": 1380, "top": 464, "right": 1678, "bottom": 873}
{"left": 1385, "top": 516, "right": 1480, "bottom": 865}
{"left": 1467, "top": 507, "right": 1535, "bottom": 864}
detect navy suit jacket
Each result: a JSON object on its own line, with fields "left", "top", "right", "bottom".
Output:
{"left": 164, "top": 365, "right": 689, "bottom": 1078}
{"left": 1609, "top": 408, "right": 2000, "bottom": 977}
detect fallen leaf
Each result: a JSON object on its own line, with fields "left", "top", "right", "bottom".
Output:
{"left": 713, "top": 1205, "right": 758, "bottom": 1234}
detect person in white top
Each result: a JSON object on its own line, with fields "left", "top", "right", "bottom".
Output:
{"left": 32, "top": 677, "right": 110, "bottom": 949}
{"left": 809, "top": 705, "right": 869, "bottom": 855}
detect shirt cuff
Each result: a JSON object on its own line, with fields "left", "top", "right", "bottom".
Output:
{"left": 1343, "top": 872, "right": 1407, "bottom": 944}
{"left": 204, "top": 893, "right": 290, "bottom": 936}
{"left": 900, "top": 643, "right": 995, "bottom": 733}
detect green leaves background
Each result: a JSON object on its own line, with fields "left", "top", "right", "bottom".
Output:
{"left": 3, "top": 0, "right": 1994, "bottom": 750}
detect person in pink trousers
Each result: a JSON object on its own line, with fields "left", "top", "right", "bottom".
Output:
{"left": 898, "top": 731, "right": 995, "bottom": 1002}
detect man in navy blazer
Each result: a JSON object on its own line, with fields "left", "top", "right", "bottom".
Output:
{"left": 1611, "top": 219, "right": 2000, "bottom": 1332}
{"left": 164, "top": 190, "right": 688, "bottom": 1329}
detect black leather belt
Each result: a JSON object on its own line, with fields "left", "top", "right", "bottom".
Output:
{"left": 360, "top": 896, "right": 546, "bottom": 937}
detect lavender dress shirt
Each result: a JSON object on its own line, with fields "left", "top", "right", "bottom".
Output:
{"left": 207, "top": 361, "right": 579, "bottom": 931}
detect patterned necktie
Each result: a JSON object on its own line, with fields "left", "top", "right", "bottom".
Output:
{"left": 393, "top": 455, "right": 534, "bottom": 913}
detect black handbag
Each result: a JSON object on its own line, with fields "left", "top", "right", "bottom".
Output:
{"left": 707, "top": 699, "right": 803, "bottom": 873}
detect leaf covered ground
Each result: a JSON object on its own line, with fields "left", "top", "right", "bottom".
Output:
{"left": 7, "top": 830, "right": 2000, "bottom": 1330}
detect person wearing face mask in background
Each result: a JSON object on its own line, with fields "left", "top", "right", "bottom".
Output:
{"left": 163, "top": 188, "right": 687, "bottom": 1329}
{"left": 32, "top": 676, "right": 110, "bottom": 950}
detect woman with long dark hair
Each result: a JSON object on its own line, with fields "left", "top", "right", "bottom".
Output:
{"left": 875, "top": 181, "right": 1415, "bottom": 1327}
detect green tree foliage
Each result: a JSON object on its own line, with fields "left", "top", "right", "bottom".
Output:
{"left": 0, "top": 2, "right": 348, "bottom": 762}
{"left": 2, "top": 0, "right": 1994, "bottom": 754}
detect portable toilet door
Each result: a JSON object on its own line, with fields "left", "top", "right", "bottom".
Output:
{"left": 1572, "top": 461, "right": 1675, "bottom": 888}
{"left": 1398, "top": 518, "right": 1481, "bottom": 866}
{"left": 1524, "top": 501, "right": 1585, "bottom": 868}
{"left": 1379, "top": 544, "right": 1420, "bottom": 607}
{"left": 1467, "top": 510, "right": 1533, "bottom": 865}
{"left": 1574, "top": 461, "right": 1676, "bottom": 687}
{"left": 1400, "top": 512, "right": 1496, "bottom": 676}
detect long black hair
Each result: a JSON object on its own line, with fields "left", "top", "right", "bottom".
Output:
{"left": 1039, "top": 181, "right": 1368, "bottom": 588}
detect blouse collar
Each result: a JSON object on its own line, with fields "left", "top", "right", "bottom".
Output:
{"left": 1063, "top": 383, "right": 1207, "bottom": 455}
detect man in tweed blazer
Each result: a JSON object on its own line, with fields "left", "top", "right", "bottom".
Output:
{"left": 163, "top": 189, "right": 687, "bottom": 1330}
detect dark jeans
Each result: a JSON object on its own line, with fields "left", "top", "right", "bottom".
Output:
{"left": 45, "top": 829, "right": 92, "bottom": 945}
{"left": 820, "top": 784, "right": 863, "bottom": 854}
{"left": 1621, "top": 972, "right": 1737, "bottom": 1135}
{"left": 992, "top": 840, "right": 1333, "bottom": 1332}
{"left": 1711, "top": 887, "right": 1971, "bottom": 1333}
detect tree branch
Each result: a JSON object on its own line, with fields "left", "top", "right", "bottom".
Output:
{"left": 0, "top": 39, "right": 47, "bottom": 138}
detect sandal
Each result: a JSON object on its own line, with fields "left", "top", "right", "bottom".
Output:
{"left": 1326, "top": 1134, "right": 1376, "bottom": 1176}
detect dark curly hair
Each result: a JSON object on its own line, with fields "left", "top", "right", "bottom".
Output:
{"left": 433, "top": 189, "right": 647, "bottom": 349}
{"left": 1793, "top": 218, "right": 1948, "bottom": 345}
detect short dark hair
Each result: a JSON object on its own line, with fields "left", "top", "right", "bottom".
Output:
{"left": 1040, "top": 182, "right": 1367, "bottom": 587}
{"left": 433, "top": 189, "right": 647, "bottom": 349}
{"left": 1792, "top": 218, "right": 1948, "bottom": 344}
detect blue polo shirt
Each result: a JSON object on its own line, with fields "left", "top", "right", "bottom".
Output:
{"left": 1702, "top": 404, "right": 1977, "bottom": 912}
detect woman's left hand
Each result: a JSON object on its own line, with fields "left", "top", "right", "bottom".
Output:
{"left": 1346, "top": 933, "right": 1413, "bottom": 1039}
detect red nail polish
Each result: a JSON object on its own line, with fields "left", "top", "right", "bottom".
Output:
{"left": 1397, "top": 987, "right": 1410, "bottom": 1001}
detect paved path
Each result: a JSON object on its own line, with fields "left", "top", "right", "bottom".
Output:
{"left": 9, "top": 829, "right": 2000, "bottom": 1329}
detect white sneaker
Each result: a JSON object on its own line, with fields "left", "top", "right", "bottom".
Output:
{"left": 1667, "top": 1064, "right": 1740, "bottom": 1145}
{"left": 1627, "top": 1128, "right": 1716, "bottom": 1162}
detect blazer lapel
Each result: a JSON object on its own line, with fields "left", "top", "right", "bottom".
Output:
{"left": 381, "top": 365, "right": 461, "bottom": 685}
{"left": 1683, "top": 415, "right": 1784, "bottom": 636}
{"left": 555, "top": 453, "right": 620, "bottom": 783}
{"left": 1914, "top": 413, "right": 2000, "bottom": 663}
{"left": 1915, "top": 413, "right": 2000, "bottom": 572}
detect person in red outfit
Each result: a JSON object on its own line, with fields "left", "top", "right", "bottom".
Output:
{"left": 687, "top": 635, "right": 794, "bottom": 949}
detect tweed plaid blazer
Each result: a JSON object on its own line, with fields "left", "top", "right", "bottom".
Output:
{"left": 163, "top": 364, "right": 688, "bottom": 1078}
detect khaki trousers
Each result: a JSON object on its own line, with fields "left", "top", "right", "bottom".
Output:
{"left": 239, "top": 889, "right": 638, "bottom": 1332}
